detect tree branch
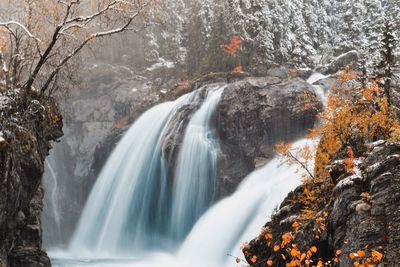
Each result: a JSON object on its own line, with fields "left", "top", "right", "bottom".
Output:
{"left": 40, "top": 7, "right": 144, "bottom": 94}
{"left": 0, "top": 21, "right": 41, "bottom": 42}
{"left": 65, "top": 1, "right": 118, "bottom": 24}
{"left": 286, "top": 151, "right": 315, "bottom": 179}
{"left": 23, "top": 24, "right": 62, "bottom": 92}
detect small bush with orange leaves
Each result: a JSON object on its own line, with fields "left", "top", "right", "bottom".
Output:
{"left": 311, "top": 70, "right": 400, "bottom": 179}
{"left": 222, "top": 35, "right": 242, "bottom": 56}
{"left": 241, "top": 212, "right": 384, "bottom": 267}
{"left": 221, "top": 35, "right": 244, "bottom": 73}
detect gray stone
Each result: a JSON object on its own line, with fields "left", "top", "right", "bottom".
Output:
{"left": 267, "top": 67, "right": 289, "bottom": 79}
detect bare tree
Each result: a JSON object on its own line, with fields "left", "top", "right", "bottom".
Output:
{"left": 0, "top": 0, "right": 155, "bottom": 99}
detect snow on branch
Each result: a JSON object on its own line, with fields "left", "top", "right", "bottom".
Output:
{"left": 40, "top": 3, "right": 148, "bottom": 94}
{"left": 65, "top": 1, "right": 119, "bottom": 24}
{"left": 0, "top": 21, "right": 41, "bottom": 42}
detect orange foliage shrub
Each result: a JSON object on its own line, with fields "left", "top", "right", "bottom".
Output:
{"left": 233, "top": 65, "right": 243, "bottom": 73}
{"left": 278, "top": 70, "right": 400, "bottom": 182}
{"left": 312, "top": 71, "right": 400, "bottom": 179}
{"left": 241, "top": 213, "right": 384, "bottom": 267}
{"left": 222, "top": 35, "right": 241, "bottom": 56}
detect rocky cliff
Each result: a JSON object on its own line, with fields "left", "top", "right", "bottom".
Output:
{"left": 0, "top": 90, "right": 63, "bottom": 267}
{"left": 243, "top": 140, "right": 400, "bottom": 266}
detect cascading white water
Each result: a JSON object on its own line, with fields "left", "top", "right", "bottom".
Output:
{"left": 50, "top": 139, "right": 315, "bottom": 267}
{"left": 170, "top": 87, "right": 225, "bottom": 241}
{"left": 177, "top": 139, "right": 317, "bottom": 267}
{"left": 43, "top": 160, "right": 62, "bottom": 245}
{"left": 69, "top": 101, "right": 176, "bottom": 256}
{"left": 45, "top": 161, "right": 61, "bottom": 231}
{"left": 68, "top": 85, "right": 225, "bottom": 258}
{"left": 50, "top": 75, "right": 326, "bottom": 267}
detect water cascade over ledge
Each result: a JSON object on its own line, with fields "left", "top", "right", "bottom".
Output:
{"left": 69, "top": 85, "right": 225, "bottom": 257}
{"left": 51, "top": 139, "right": 315, "bottom": 267}
{"left": 170, "top": 87, "right": 225, "bottom": 241}
{"left": 50, "top": 76, "right": 325, "bottom": 267}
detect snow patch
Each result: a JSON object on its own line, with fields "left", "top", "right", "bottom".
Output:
{"left": 307, "top": 73, "right": 331, "bottom": 84}
{"left": 372, "top": 140, "right": 386, "bottom": 147}
{"left": 146, "top": 58, "right": 175, "bottom": 72}
{"left": 336, "top": 174, "right": 362, "bottom": 190}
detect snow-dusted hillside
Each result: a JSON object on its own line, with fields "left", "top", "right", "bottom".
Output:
{"left": 138, "top": 0, "right": 399, "bottom": 76}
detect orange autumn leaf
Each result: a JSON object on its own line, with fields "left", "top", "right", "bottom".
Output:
{"left": 282, "top": 232, "right": 293, "bottom": 245}
{"left": 250, "top": 255, "right": 257, "bottom": 263}
{"left": 233, "top": 65, "right": 243, "bottom": 73}
{"left": 266, "top": 259, "right": 273, "bottom": 266}
{"left": 273, "top": 245, "right": 280, "bottom": 252}
{"left": 371, "top": 250, "right": 383, "bottom": 262}
{"left": 286, "top": 260, "right": 297, "bottom": 267}
{"left": 290, "top": 248, "right": 300, "bottom": 257}
{"left": 357, "top": 250, "right": 366, "bottom": 258}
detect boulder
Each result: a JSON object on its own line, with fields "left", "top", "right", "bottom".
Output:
{"left": 216, "top": 77, "right": 320, "bottom": 197}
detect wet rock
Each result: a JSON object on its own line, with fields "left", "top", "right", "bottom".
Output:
{"left": 216, "top": 77, "right": 320, "bottom": 197}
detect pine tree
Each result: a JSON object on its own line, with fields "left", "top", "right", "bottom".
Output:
{"left": 376, "top": 20, "right": 396, "bottom": 106}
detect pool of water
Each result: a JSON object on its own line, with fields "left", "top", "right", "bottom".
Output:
{"left": 51, "top": 258, "right": 138, "bottom": 267}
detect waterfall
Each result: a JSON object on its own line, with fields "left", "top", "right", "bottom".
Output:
{"left": 170, "top": 87, "right": 225, "bottom": 241}
{"left": 43, "top": 159, "right": 62, "bottom": 247}
{"left": 68, "top": 86, "right": 225, "bottom": 257}
{"left": 49, "top": 75, "right": 325, "bottom": 267}
{"left": 50, "top": 139, "right": 314, "bottom": 267}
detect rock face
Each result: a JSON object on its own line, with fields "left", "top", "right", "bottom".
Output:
{"left": 244, "top": 141, "right": 400, "bottom": 266}
{"left": 0, "top": 91, "right": 63, "bottom": 267}
{"left": 216, "top": 77, "right": 319, "bottom": 197}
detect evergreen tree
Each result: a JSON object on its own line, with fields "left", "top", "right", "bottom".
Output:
{"left": 375, "top": 20, "right": 396, "bottom": 106}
